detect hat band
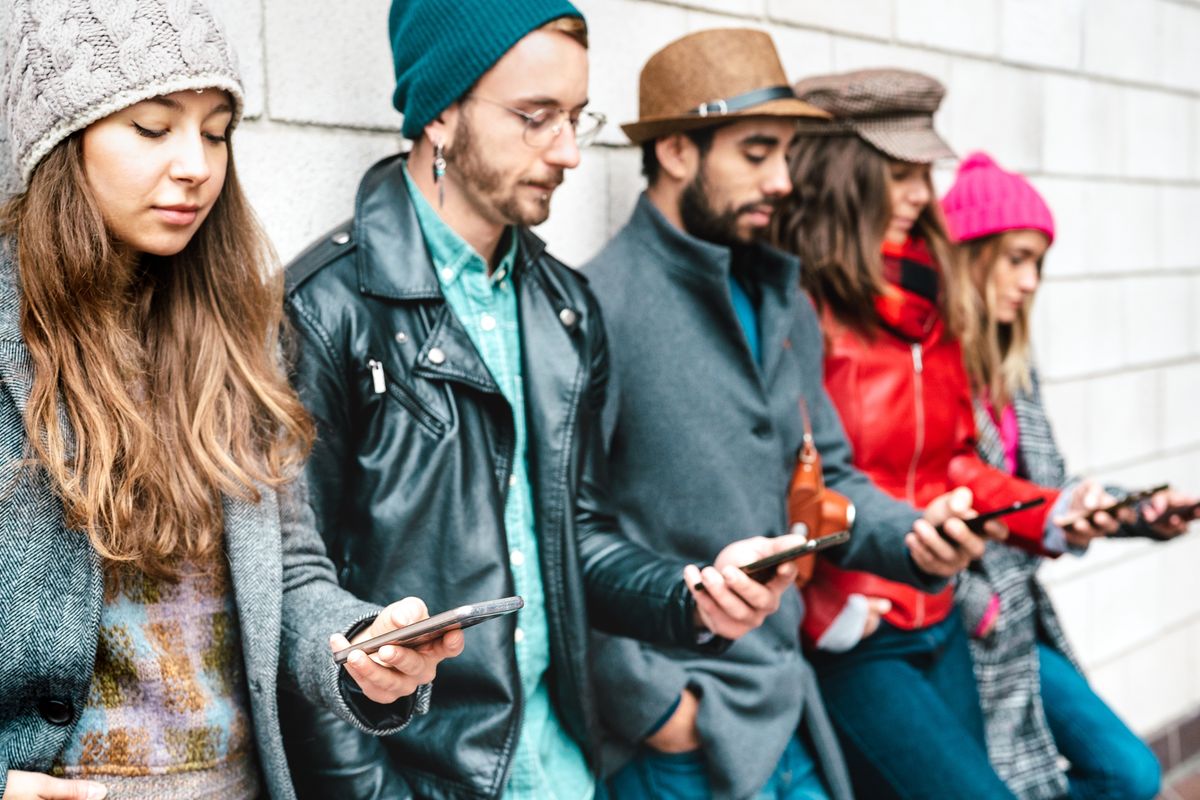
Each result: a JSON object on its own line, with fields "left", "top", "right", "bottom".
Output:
{"left": 689, "top": 85, "right": 796, "bottom": 118}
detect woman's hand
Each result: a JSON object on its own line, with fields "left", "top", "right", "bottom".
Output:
{"left": 1140, "top": 488, "right": 1197, "bottom": 538}
{"left": 1056, "top": 480, "right": 1122, "bottom": 548}
{"left": 2, "top": 771, "right": 106, "bottom": 799}
{"left": 861, "top": 597, "right": 893, "bottom": 639}
{"left": 331, "top": 597, "right": 466, "bottom": 704}
{"left": 907, "top": 487, "right": 991, "bottom": 578}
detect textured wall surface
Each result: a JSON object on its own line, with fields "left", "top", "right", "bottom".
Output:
{"left": 210, "top": 0, "right": 1200, "bottom": 737}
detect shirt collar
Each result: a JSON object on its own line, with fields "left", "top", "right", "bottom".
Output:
{"left": 401, "top": 162, "right": 517, "bottom": 291}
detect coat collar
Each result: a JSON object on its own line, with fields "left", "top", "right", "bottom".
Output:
{"left": 625, "top": 192, "right": 801, "bottom": 295}
{"left": 353, "top": 154, "right": 548, "bottom": 302}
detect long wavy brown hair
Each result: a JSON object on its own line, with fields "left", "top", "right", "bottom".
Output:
{"left": 772, "top": 134, "right": 969, "bottom": 339}
{"left": 957, "top": 233, "right": 1035, "bottom": 407}
{"left": 0, "top": 132, "right": 314, "bottom": 578}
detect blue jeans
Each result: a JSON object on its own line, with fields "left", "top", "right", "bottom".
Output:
{"left": 809, "top": 609, "right": 1015, "bottom": 800}
{"left": 1038, "top": 643, "right": 1161, "bottom": 800}
{"left": 604, "top": 733, "right": 829, "bottom": 799}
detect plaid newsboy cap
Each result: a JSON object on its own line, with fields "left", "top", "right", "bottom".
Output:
{"left": 791, "top": 68, "right": 955, "bottom": 164}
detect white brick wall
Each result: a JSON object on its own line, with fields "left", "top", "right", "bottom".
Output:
{"left": 211, "top": 0, "right": 1200, "bottom": 737}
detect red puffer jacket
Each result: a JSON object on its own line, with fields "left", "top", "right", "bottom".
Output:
{"left": 802, "top": 239, "right": 1061, "bottom": 644}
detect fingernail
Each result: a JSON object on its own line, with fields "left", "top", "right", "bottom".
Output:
{"left": 348, "top": 650, "right": 364, "bottom": 665}
{"left": 89, "top": 784, "right": 109, "bottom": 800}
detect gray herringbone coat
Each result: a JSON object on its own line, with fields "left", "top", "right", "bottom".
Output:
{"left": 955, "top": 370, "right": 1080, "bottom": 800}
{"left": 0, "top": 242, "right": 424, "bottom": 799}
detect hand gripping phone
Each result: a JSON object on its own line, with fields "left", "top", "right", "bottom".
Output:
{"left": 936, "top": 497, "right": 1047, "bottom": 541}
{"left": 691, "top": 530, "right": 851, "bottom": 592}
{"left": 333, "top": 596, "right": 524, "bottom": 665}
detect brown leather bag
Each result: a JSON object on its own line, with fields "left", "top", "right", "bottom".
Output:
{"left": 787, "top": 401, "right": 855, "bottom": 588}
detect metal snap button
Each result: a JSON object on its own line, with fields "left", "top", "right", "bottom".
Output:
{"left": 428, "top": 347, "right": 446, "bottom": 365}
{"left": 331, "top": 231, "right": 350, "bottom": 245}
{"left": 558, "top": 308, "right": 578, "bottom": 328}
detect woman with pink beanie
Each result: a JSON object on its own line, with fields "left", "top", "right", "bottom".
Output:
{"left": 942, "top": 151, "right": 1195, "bottom": 800}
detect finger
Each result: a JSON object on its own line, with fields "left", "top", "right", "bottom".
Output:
{"left": 698, "top": 567, "right": 754, "bottom": 627}
{"left": 377, "top": 643, "right": 430, "bottom": 674}
{"left": 981, "top": 520, "right": 1009, "bottom": 541}
{"left": 915, "top": 519, "right": 966, "bottom": 563}
{"left": 33, "top": 773, "right": 109, "bottom": 800}
{"left": 418, "top": 628, "right": 465, "bottom": 659}
{"left": 905, "top": 532, "right": 949, "bottom": 577}
{"left": 764, "top": 531, "right": 808, "bottom": 554}
{"left": 1091, "top": 510, "right": 1120, "bottom": 534}
{"left": 762, "top": 560, "right": 798, "bottom": 597}
{"left": 721, "top": 565, "right": 777, "bottom": 612}
{"left": 866, "top": 598, "right": 893, "bottom": 615}
{"left": 947, "top": 486, "right": 974, "bottom": 516}
{"left": 379, "top": 597, "right": 430, "bottom": 631}
{"left": 329, "top": 632, "right": 351, "bottom": 653}
{"left": 343, "top": 648, "right": 417, "bottom": 702}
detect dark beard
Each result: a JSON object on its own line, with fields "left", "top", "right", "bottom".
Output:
{"left": 679, "top": 171, "right": 773, "bottom": 248}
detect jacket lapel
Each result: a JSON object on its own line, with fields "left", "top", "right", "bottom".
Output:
{"left": 224, "top": 488, "right": 282, "bottom": 692}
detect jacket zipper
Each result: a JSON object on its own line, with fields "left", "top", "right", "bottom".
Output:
{"left": 908, "top": 342, "right": 926, "bottom": 628}
{"left": 367, "top": 357, "right": 445, "bottom": 436}
{"left": 367, "top": 359, "right": 386, "bottom": 394}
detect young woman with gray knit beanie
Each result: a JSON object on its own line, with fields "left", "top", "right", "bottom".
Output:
{"left": 942, "top": 151, "right": 1193, "bottom": 800}
{"left": 0, "top": 2, "right": 462, "bottom": 799}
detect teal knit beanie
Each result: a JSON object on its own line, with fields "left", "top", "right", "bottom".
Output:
{"left": 389, "top": 0, "right": 584, "bottom": 140}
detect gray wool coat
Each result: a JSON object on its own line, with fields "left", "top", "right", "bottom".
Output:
{"left": 0, "top": 242, "right": 426, "bottom": 799}
{"left": 583, "top": 196, "right": 944, "bottom": 800}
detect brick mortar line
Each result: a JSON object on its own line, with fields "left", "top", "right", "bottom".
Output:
{"left": 633, "top": 0, "right": 1200, "bottom": 101}
{"left": 1040, "top": 355, "right": 1200, "bottom": 384}
{"left": 1042, "top": 269, "right": 1200, "bottom": 282}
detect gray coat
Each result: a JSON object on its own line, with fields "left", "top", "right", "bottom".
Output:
{"left": 0, "top": 243, "right": 425, "bottom": 799}
{"left": 583, "top": 196, "right": 944, "bottom": 800}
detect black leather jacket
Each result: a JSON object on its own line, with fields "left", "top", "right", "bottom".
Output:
{"left": 278, "top": 155, "right": 702, "bottom": 799}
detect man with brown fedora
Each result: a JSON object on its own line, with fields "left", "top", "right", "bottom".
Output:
{"left": 583, "top": 28, "right": 992, "bottom": 800}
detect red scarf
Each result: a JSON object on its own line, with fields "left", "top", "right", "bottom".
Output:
{"left": 874, "top": 237, "right": 942, "bottom": 343}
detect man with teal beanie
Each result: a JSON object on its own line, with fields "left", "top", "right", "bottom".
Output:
{"left": 279, "top": 2, "right": 810, "bottom": 798}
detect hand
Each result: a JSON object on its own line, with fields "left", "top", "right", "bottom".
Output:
{"left": 684, "top": 531, "right": 806, "bottom": 640}
{"left": 1141, "top": 488, "right": 1197, "bottom": 538}
{"left": 861, "top": 597, "right": 893, "bottom": 640}
{"left": 331, "top": 597, "right": 466, "bottom": 704}
{"left": 644, "top": 689, "right": 702, "bottom": 754}
{"left": 907, "top": 487, "right": 990, "bottom": 578}
{"left": 2, "top": 771, "right": 107, "bottom": 799}
{"left": 1055, "top": 480, "right": 1121, "bottom": 548}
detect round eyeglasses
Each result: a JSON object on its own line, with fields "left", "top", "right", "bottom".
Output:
{"left": 467, "top": 96, "right": 607, "bottom": 148}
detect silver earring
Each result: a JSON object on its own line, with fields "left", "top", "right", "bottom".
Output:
{"left": 433, "top": 142, "right": 447, "bottom": 208}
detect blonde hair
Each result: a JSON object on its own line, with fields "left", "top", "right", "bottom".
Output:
{"left": 541, "top": 15, "right": 588, "bottom": 48}
{"left": 0, "top": 132, "right": 314, "bottom": 579}
{"left": 957, "top": 233, "right": 1035, "bottom": 407}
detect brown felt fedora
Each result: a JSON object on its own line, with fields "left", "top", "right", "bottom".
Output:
{"left": 621, "top": 28, "right": 831, "bottom": 144}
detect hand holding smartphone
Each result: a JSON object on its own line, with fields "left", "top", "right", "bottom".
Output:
{"left": 936, "top": 497, "right": 1047, "bottom": 542}
{"left": 1067, "top": 484, "right": 1170, "bottom": 528}
{"left": 334, "top": 596, "right": 523, "bottom": 665}
{"left": 692, "top": 530, "right": 850, "bottom": 591}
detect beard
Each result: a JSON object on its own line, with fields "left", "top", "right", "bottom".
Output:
{"left": 680, "top": 170, "right": 774, "bottom": 248}
{"left": 447, "top": 113, "right": 559, "bottom": 228}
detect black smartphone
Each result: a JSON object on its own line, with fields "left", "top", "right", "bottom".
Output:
{"left": 333, "top": 596, "right": 524, "bottom": 665}
{"left": 936, "top": 497, "right": 1047, "bottom": 540}
{"left": 692, "top": 530, "right": 851, "bottom": 591}
{"left": 1082, "top": 484, "right": 1170, "bottom": 523}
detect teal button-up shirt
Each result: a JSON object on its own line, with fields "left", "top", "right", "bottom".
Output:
{"left": 403, "top": 166, "right": 593, "bottom": 800}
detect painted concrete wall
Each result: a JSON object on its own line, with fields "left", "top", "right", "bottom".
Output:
{"left": 209, "top": 0, "right": 1200, "bottom": 737}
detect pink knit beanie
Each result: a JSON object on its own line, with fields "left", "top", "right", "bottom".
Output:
{"left": 940, "top": 151, "right": 1055, "bottom": 244}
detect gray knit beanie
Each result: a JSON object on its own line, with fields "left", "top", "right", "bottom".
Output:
{"left": 0, "top": 0, "right": 244, "bottom": 198}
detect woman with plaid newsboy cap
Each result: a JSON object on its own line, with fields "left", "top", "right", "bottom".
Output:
{"left": 769, "top": 69, "right": 1120, "bottom": 800}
